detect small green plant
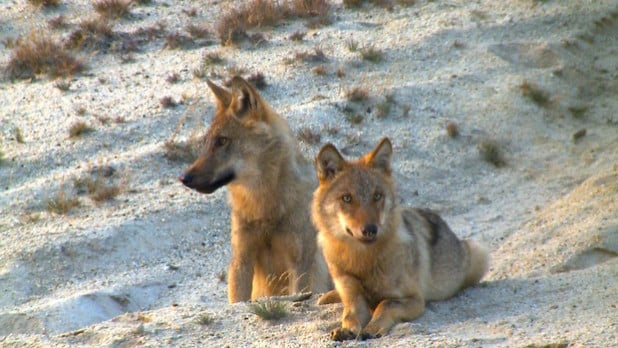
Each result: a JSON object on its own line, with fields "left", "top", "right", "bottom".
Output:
{"left": 478, "top": 139, "right": 505, "bottom": 167}
{"left": 248, "top": 300, "right": 288, "bottom": 320}
{"left": 345, "top": 38, "right": 358, "bottom": 52}
{"left": 519, "top": 80, "right": 550, "bottom": 107}
{"left": 196, "top": 313, "right": 214, "bottom": 325}
{"left": 568, "top": 105, "right": 588, "bottom": 118}
{"left": 360, "top": 45, "right": 383, "bottom": 63}
{"left": 572, "top": 128, "right": 586, "bottom": 142}
{"left": 346, "top": 87, "right": 369, "bottom": 102}
{"left": 15, "top": 127, "right": 24, "bottom": 143}
{"left": 69, "top": 121, "right": 94, "bottom": 137}
{"left": 46, "top": 190, "right": 80, "bottom": 214}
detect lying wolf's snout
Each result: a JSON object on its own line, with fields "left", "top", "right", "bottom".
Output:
{"left": 179, "top": 173, "right": 194, "bottom": 187}
{"left": 362, "top": 224, "right": 378, "bottom": 237}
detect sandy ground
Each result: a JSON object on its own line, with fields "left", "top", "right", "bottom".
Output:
{"left": 1, "top": 0, "right": 617, "bottom": 347}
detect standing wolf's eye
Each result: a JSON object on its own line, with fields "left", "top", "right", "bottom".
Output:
{"left": 213, "top": 136, "right": 228, "bottom": 148}
{"left": 373, "top": 192, "right": 383, "bottom": 201}
{"left": 342, "top": 194, "right": 352, "bottom": 203}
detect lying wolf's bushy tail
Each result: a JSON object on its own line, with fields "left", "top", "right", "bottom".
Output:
{"left": 463, "top": 240, "right": 490, "bottom": 288}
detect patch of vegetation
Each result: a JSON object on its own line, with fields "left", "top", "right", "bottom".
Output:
{"left": 196, "top": 313, "right": 214, "bottom": 326}
{"left": 46, "top": 190, "right": 80, "bottom": 215}
{"left": 519, "top": 80, "right": 550, "bottom": 107}
{"left": 568, "top": 105, "right": 588, "bottom": 119}
{"left": 164, "top": 136, "right": 202, "bottom": 163}
{"left": 289, "top": 31, "right": 306, "bottom": 42}
{"left": 572, "top": 128, "right": 586, "bottom": 142}
{"left": 247, "top": 72, "right": 267, "bottom": 90}
{"left": 65, "top": 18, "right": 115, "bottom": 51}
{"left": 74, "top": 168, "right": 121, "bottom": 203}
{"left": 166, "top": 72, "right": 180, "bottom": 84}
{"left": 92, "top": 0, "right": 132, "bottom": 20}
{"left": 375, "top": 94, "right": 395, "bottom": 118}
{"left": 193, "top": 51, "right": 225, "bottom": 78}
{"left": 360, "top": 45, "right": 383, "bottom": 63}
{"left": 343, "top": 0, "right": 397, "bottom": 9}
{"left": 5, "top": 31, "right": 84, "bottom": 80}
{"left": 216, "top": 0, "right": 330, "bottom": 45}
{"left": 345, "top": 38, "right": 358, "bottom": 52}
{"left": 313, "top": 65, "right": 327, "bottom": 75}
{"left": 68, "top": 121, "right": 94, "bottom": 138}
{"left": 185, "top": 23, "right": 209, "bottom": 39}
{"left": 478, "top": 139, "right": 506, "bottom": 167}
{"left": 346, "top": 87, "right": 369, "bottom": 102}
{"left": 248, "top": 300, "right": 288, "bottom": 320}
{"left": 28, "top": 0, "right": 61, "bottom": 7}
{"left": 160, "top": 96, "right": 178, "bottom": 108}
{"left": 15, "top": 128, "right": 24, "bottom": 143}
{"left": 294, "top": 47, "right": 327, "bottom": 63}
{"left": 164, "top": 32, "right": 194, "bottom": 50}
{"left": 54, "top": 79, "right": 71, "bottom": 91}
{"left": 48, "top": 15, "right": 68, "bottom": 29}
{"left": 445, "top": 121, "right": 459, "bottom": 138}
{"left": 297, "top": 127, "right": 322, "bottom": 144}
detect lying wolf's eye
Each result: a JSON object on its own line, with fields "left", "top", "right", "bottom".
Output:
{"left": 342, "top": 194, "right": 352, "bottom": 203}
{"left": 213, "top": 136, "right": 228, "bottom": 148}
{"left": 373, "top": 192, "right": 383, "bottom": 201}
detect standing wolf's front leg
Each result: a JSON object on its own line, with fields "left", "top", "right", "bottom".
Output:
{"left": 330, "top": 274, "right": 372, "bottom": 341}
{"left": 362, "top": 292, "right": 425, "bottom": 338}
{"left": 228, "top": 226, "right": 256, "bottom": 303}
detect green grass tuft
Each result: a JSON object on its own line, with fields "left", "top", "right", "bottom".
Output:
{"left": 248, "top": 300, "right": 288, "bottom": 320}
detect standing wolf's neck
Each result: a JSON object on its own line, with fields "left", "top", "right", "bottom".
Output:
{"left": 228, "top": 131, "right": 309, "bottom": 223}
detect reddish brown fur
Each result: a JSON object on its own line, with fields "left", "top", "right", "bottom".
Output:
{"left": 181, "top": 77, "right": 331, "bottom": 303}
{"left": 312, "top": 138, "right": 489, "bottom": 340}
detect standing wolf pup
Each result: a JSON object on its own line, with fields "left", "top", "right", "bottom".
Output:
{"left": 180, "top": 76, "right": 331, "bottom": 303}
{"left": 312, "top": 138, "right": 489, "bottom": 340}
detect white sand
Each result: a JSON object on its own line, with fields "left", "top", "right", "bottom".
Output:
{"left": 1, "top": 0, "right": 617, "bottom": 346}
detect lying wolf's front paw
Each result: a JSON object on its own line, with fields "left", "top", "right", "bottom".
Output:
{"left": 330, "top": 328, "right": 360, "bottom": 341}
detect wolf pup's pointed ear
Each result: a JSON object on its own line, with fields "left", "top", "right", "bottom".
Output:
{"left": 230, "top": 75, "right": 261, "bottom": 118}
{"left": 207, "top": 79, "right": 232, "bottom": 108}
{"left": 366, "top": 137, "right": 393, "bottom": 174}
{"left": 316, "top": 143, "right": 345, "bottom": 182}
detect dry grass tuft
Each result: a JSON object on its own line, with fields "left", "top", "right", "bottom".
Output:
{"left": 166, "top": 72, "right": 180, "bottom": 84}
{"left": 93, "top": 0, "right": 132, "bottom": 19}
{"left": 247, "top": 72, "right": 267, "bottom": 90}
{"left": 375, "top": 94, "right": 395, "bottom": 118}
{"left": 5, "top": 31, "right": 84, "bottom": 80}
{"left": 54, "top": 79, "right": 71, "bottom": 91}
{"left": 446, "top": 121, "right": 459, "bottom": 138}
{"left": 248, "top": 300, "right": 288, "bottom": 320}
{"left": 160, "top": 96, "right": 178, "bottom": 108}
{"left": 28, "top": 0, "right": 61, "bottom": 7}
{"left": 297, "top": 127, "right": 322, "bottom": 144}
{"left": 360, "top": 45, "right": 383, "bottom": 62}
{"left": 185, "top": 23, "right": 210, "bottom": 39}
{"left": 65, "top": 18, "right": 115, "bottom": 51}
{"left": 519, "top": 80, "right": 550, "bottom": 107}
{"left": 478, "top": 139, "right": 506, "bottom": 167}
{"left": 164, "top": 135, "right": 203, "bottom": 163}
{"left": 46, "top": 190, "right": 80, "bottom": 215}
{"left": 48, "top": 15, "right": 68, "bottom": 29}
{"left": 295, "top": 47, "right": 327, "bottom": 63}
{"left": 346, "top": 87, "right": 369, "bottom": 102}
{"left": 74, "top": 169, "right": 121, "bottom": 203}
{"left": 164, "top": 32, "right": 194, "bottom": 49}
{"left": 68, "top": 121, "right": 94, "bottom": 138}
{"left": 289, "top": 31, "right": 306, "bottom": 42}
{"left": 216, "top": 0, "right": 330, "bottom": 45}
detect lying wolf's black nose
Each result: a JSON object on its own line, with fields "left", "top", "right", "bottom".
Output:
{"left": 362, "top": 224, "right": 378, "bottom": 237}
{"left": 179, "top": 173, "right": 193, "bottom": 186}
